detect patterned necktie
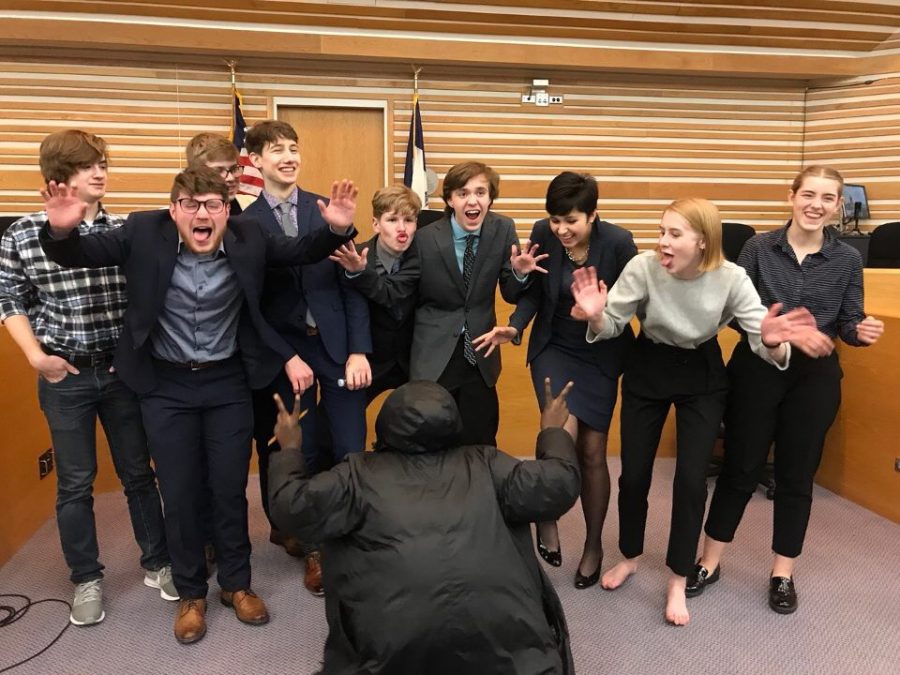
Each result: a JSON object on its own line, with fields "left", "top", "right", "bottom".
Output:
{"left": 462, "top": 235, "right": 477, "bottom": 366}
{"left": 276, "top": 201, "right": 297, "bottom": 237}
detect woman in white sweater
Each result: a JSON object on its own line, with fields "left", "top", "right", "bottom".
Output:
{"left": 570, "top": 197, "right": 822, "bottom": 625}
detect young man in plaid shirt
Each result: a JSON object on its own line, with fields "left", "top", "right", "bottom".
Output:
{"left": 0, "top": 130, "right": 174, "bottom": 626}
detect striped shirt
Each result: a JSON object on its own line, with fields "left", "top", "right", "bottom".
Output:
{"left": 738, "top": 224, "right": 865, "bottom": 346}
{"left": 0, "top": 209, "right": 127, "bottom": 354}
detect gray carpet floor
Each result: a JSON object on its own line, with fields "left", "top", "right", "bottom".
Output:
{"left": 1, "top": 458, "right": 898, "bottom": 675}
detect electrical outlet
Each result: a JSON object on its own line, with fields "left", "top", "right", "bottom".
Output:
{"left": 39, "top": 448, "right": 54, "bottom": 479}
{"left": 535, "top": 91, "right": 550, "bottom": 107}
{"left": 521, "top": 94, "right": 536, "bottom": 103}
{"left": 549, "top": 95, "right": 564, "bottom": 104}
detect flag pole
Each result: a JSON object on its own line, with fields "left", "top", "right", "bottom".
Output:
{"left": 225, "top": 59, "right": 238, "bottom": 137}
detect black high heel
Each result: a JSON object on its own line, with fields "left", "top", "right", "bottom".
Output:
{"left": 536, "top": 534, "right": 562, "bottom": 567}
{"left": 574, "top": 553, "right": 602, "bottom": 589}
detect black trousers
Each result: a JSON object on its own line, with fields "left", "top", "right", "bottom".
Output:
{"left": 140, "top": 357, "right": 253, "bottom": 599}
{"left": 437, "top": 336, "right": 499, "bottom": 447}
{"left": 618, "top": 334, "right": 728, "bottom": 577}
{"left": 704, "top": 340, "right": 842, "bottom": 558}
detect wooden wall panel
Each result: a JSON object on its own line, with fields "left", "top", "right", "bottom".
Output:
{"left": 0, "top": 60, "right": 809, "bottom": 248}
{"left": 805, "top": 74, "right": 900, "bottom": 229}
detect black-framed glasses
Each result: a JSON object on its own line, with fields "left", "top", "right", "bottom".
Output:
{"left": 213, "top": 164, "right": 243, "bottom": 178}
{"left": 175, "top": 198, "right": 226, "bottom": 214}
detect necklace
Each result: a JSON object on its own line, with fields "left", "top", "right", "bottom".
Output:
{"left": 564, "top": 243, "right": 590, "bottom": 265}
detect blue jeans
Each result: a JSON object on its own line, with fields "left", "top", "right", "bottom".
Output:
{"left": 38, "top": 367, "right": 169, "bottom": 584}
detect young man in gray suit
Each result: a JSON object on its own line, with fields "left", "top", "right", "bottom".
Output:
{"left": 411, "top": 161, "right": 546, "bottom": 445}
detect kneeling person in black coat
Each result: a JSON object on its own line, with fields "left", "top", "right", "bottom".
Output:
{"left": 268, "top": 379, "right": 579, "bottom": 674}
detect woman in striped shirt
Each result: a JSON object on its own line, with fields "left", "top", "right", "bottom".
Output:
{"left": 690, "top": 166, "right": 884, "bottom": 615}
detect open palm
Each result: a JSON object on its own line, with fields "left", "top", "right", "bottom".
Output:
{"left": 41, "top": 181, "right": 87, "bottom": 233}
{"left": 317, "top": 179, "right": 358, "bottom": 231}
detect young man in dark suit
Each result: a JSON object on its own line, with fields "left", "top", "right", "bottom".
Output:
{"left": 241, "top": 120, "right": 371, "bottom": 596}
{"left": 329, "top": 185, "right": 421, "bottom": 401}
{"left": 411, "top": 161, "right": 546, "bottom": 446}
{"left": 39, "top": 166, "right": 357, "bottom": 644}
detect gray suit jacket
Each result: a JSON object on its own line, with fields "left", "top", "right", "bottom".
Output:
{"left": 411, "top": 211, "right": 527, "bottom": 387}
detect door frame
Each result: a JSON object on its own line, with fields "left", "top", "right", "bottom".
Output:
{"left": 272, "top": 97, "right": 390, "bottom": 186}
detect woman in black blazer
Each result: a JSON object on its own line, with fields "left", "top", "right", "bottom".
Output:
{"left": 480, "top": 172, "right": 636, "bottom": 587}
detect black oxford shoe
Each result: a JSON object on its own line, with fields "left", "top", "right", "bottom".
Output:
{"left": 769, "top": 576, "right": 798, "bottom": 614}
{"left": 685, "top": 561, "right": 720, "bottom": 598}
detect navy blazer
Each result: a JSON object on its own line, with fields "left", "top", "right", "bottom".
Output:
{"left": 345, "top": 234, "right": 420, "bottom": 380}
{"left": 243, "top": 191, "right": 371, "bottom": 365}
{"left": 509, "top": 217, "right": 637, "bottom": 379}
{"left": 39, "top": 209, "right": 352, "bottom": 394}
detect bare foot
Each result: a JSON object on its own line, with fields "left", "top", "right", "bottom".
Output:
{"left": 600, "top": 559, "right": 638, "bottom": 590}
{"left": 665, "top": 576, "right": 690, "bottom": 626}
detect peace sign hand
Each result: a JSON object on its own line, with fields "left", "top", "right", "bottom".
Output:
{"left": 272, "top": 392, "right": 304, "bottom": 451}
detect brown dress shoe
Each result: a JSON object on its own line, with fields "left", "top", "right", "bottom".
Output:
{"left": 304, "top": 551, "right": 325, "bottom": 597}
{"left": 174, "top": 598, "right": 207, "bottom": 645}
{"left": 220, "top": 589, "right": 269, "bottom": 625}
{"left": 269, "top": 529, "right": 306, "bottom": 558}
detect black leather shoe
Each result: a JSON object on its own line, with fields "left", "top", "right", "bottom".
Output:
{"left": 574, "top": 567, "right": 601, "bottom": 589}
{"left": 685, "top": 561, "right": 720, "bottom": 598}
{"left": 769, "top": 576, "right": 797, "bottom": 614}
{"left": 536, "top": 535, "right": 562, "bottom": 567}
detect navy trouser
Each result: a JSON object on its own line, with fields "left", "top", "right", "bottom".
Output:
{"left": 705, "top": 341, "right": 842, "bottom": 558}
{"left": 140, "top": 357, "right": 253, "bottom": 599}
{"left": 38, "top": 366, "right": 168, "bottom": 584}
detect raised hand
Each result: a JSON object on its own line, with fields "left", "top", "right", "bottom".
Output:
{"left": 41, "top": 181, "right": 87, "bottom": 235}
{"left": 510, "top": 240, "right": 549, "bottom": 275}
{"left": 272, "top": 392, "right": 303, "bottom": 452}
{"left": 329, "top": 241, "right": 368, "bottom": 274}
{"left": 856, "top": 315, "right": 884, "bottom": 345}
{"left": 760, "top": 303, "right": 817, "bottom": 348}
{"left": 472, "top": 326, "right": 518, "bottom": 357}
{"left": 317, "top": 179, "right": 358, "bottom": 233}
{"left": 540, "top": 377, "right": 574, "bottom": 429}
{"left": 570, "top": 266, "right": 607, "bottom": 324}
{"left": 284, "top": 354, "right": 314, "bottom": 394}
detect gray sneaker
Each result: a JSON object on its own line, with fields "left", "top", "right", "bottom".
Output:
{"left": 70, "top": 579, "right": 105, "bottom": 626}
{"left": 144, "top": 565, "right": 179, "bottom": 601}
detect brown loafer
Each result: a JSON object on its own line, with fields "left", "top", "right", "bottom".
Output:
{"left": 174, "top": 598, "right": 207, "bottom": 645}
{"left": 269, "top": 529, "right": 306, "bottom": 558}
{"left": 304, "top": 551, "right": 324, "bottom": 597}
{"left": 220, "top": 589, "right": 269, "bottom": 625}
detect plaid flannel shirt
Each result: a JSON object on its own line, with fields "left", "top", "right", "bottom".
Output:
{"left": 0, "top": 208, "right": 127, "bottom": 354}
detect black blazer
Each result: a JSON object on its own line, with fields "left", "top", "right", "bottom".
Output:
{"left": 509, "top": 217, "right": 637, "bottom": 379}
{"left": 345, "top": 234, "right": 420, "bottom": 380}
{"left": 243, "top": 191, "right": 371, "bottom": 365}
{"left": 39, "top": 209, "right": 352, "bottom": 394}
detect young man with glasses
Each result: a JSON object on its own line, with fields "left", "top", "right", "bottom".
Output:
{"left": 185, "top": 132, "right": 247, "bottom": 214}
{"left": 39, "top": 166, "right": 358, "bottom": 644}
{"left": 0, "top": 129, "right": 174, "bottom": 627}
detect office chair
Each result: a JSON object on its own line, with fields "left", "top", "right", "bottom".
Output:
{"left": 721, "top": 222, "right": 756, "bottom": 263}
{"left": 0, "top": 215, "right": 20, "bottom": 236}
{"left": 416, "top": 209, "right": 444, "bottom": 229}
{"left": 866, "top": 221, "right": 900, "bottom": 268}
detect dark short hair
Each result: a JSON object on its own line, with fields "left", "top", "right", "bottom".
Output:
{"left": 441, "top": 161, "right": 500, "bottom": 214}
{"left": 245, "top": 120, "right": 298, "bottom": 156}
{"left": 39, "top": 130, "right": 108, "bottom": 184}
{"left": 545, "top": 172, "right": 598, "bottom": 216}
{"left": 169, "top": 166, "right": 229, "bottom": 202}
{"left": 186, "top": 133, "right": 239, "bottom": 166}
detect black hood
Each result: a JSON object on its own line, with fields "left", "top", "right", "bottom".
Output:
{"left": 374, "top": 381, "right": 463, "bottom": 454}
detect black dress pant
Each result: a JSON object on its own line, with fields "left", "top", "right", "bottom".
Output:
{"left": 140, "top": 357, "right": 253, "bottom": 599}
{"left": 704, "top": 340, "right": 842, "bottom": 558}
{"left": 437, "top": 336, "right": 499, "bottom": 447}
{"left": 618, "top": 333, "right": 728, "bottom": 577}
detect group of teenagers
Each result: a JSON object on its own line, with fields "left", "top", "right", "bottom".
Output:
{"left": 0, "top": 118, "right": 884, "bottom": 672}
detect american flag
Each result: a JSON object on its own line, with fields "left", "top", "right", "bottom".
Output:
{"left": 230, "top": 87, "right": 263, "bottom": 197}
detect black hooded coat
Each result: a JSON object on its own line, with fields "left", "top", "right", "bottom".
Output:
{"left": 268, "top": 381, "right": 580, "bottom": 674}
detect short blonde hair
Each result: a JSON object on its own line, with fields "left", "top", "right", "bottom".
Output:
{"left": 662, "top": 198, "right": 725, "bottom": 272}
{"left": 372, "top": 185, "right": 422, "bottom": 219}
{"left": 185, "top": 133, "right": 239, "bottom": 166}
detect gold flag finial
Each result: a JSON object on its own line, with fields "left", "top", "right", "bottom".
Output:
{"left": 412, "top": 65, "right": 422, "bottom": 94}
{"left": 224, "top": 59, "right": 238, "bottom": 87}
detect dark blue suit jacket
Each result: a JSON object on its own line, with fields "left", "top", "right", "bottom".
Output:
{"left": 39, "top": 209, "right": 352, "bottom": 394}
{"left": 243, "top": 191, "right": 371, "bottom": 366}
{"left": 509, "top": 217, "right": 637, "bottom": 379}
